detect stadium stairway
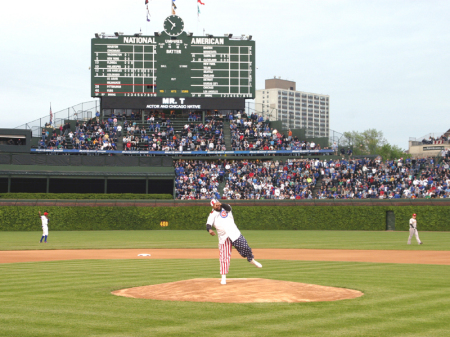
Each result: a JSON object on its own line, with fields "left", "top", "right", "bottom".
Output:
{"left": 117, "top": 121, "right": 124, "bottom": 150}
{"left": 223, "top": 120, "right": 231, "bottom": 150}
{"left": 312, "top": 175, "right": 323, "bottom": 198}
{"left": 65, "top": 135, "right": 73, "bottom": 149}
{"left": 217, "top": 178, "right": 227, "bottom": 197}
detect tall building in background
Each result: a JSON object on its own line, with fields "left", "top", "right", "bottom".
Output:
{"left": 255, "top": 78, "right": 330, "bottom": 138}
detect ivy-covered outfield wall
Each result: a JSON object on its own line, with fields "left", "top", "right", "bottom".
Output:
{"left": 1, "top": 205, "right": 450, "bottom": 231}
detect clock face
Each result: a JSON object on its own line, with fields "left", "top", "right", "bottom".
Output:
{"left": 163, "top": 15, "right": 184, "bottom": 37}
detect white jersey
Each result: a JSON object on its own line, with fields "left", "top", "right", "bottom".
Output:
{"left": 207, "top": 206, "right": 241, "bottom": 244}
{"left": 41, "top": 216, "right": 49, "bottom": 235}
{"left": 409, "top": 218, "right": 417, "bottom": 229}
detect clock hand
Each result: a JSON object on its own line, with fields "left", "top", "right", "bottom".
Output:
{"left": 168, "top": 19, "right": 174, "bottom": 25}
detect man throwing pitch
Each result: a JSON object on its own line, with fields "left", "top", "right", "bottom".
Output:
{"left": 407, "top": 213, "right": 423, "bottom": 245}
{"left": 206, "top": 199, "right": 262, "bottom": 285}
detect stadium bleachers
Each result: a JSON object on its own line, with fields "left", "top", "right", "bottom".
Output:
{"left": 174, "top": 156, "right": 450, "bottom": 200}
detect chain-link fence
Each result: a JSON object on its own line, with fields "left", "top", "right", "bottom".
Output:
{"left": 15, "top": 100, "right": 99, "bottom": 138}
{"left": 328, "top": 129, "right": 346, "bottom": 147}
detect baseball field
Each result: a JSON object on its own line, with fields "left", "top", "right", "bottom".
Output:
{"left": 1, "top": 230, "right": 450, "bottom": 337}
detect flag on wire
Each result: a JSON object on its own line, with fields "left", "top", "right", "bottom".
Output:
{"left": 146, "top": 0, "right": 150, "bottom": 22}
{"left": 198, "top": 0, "right": 205, "bottom": 19}
{"left": 50, "top": 104, "right": 53, "bottom": 126}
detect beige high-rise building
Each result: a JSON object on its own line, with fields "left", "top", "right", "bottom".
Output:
{"left": 255, "top": 78, "right": 330, "bottom": 138}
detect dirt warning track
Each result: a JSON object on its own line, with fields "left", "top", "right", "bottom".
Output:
{"left": 0, "top": 248, "right": 449, "bottom": 265}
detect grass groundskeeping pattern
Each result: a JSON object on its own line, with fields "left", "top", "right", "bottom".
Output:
{"left": 1, "top": 231, "right": 450, "bottom": 337}
{"left": 1, "top": 230, "right": 450, "bottom": 251}
{"left": 1, "top": 260, "right": 450, "bottom": 337}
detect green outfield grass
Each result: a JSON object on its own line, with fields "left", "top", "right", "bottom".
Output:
{"left": 1, "top": 259, "right": 450, "bottom": 337}
{"left": 0, "top": 230, "right": 449, "bottom": 251}
{"left": 1, "top": 231, "right": 450, "bottom": 337}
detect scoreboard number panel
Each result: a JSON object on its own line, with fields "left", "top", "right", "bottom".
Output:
{"left": 91, "top": 25, "right": 255, "bottom": 99}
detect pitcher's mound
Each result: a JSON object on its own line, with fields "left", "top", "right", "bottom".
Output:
{"left": 112, "top": 278, "right": 363, "bottom": 303}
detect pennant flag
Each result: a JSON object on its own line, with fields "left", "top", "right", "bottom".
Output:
{"left": 198, "top": 0, "right": 204, "bottom": 19}
{"left": 145, "top": 0, "right": 150, "bottom": 22}
{"left": 50, "top": 104, "right": 53, "bottom": 126}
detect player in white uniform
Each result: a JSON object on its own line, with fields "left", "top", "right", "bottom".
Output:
{"left": 206, "top": 199, "right": 262, "bottom": 285}
{"left": 407, "top": 213, "right": 423, "bottom": 245}
{"left": 39, "top": 211, "right": 49, "bottom": 243}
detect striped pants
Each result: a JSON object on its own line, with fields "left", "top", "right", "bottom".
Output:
{"left": 219, "top": 235, "right": 255, "bottom": 275}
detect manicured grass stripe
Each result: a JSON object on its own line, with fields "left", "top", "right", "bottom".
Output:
{"left": 2, "top": 230, "right": 450, "bottom": 251}
{"left": 1, "top": 248, "right": 450, "bottom": 335}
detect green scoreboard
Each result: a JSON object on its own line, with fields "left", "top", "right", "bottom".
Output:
{"left": 91, "top": 18, "right": 255, "bottom": 100}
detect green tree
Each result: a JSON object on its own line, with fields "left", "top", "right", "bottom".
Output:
{"left": 378, "top": 143, "right": 409, "bottom": 160}
{"left": 341, "top": 129, "right": 409, "bottom": 160}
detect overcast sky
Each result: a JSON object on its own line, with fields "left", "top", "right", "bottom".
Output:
{"left": 1, "top": 0, "right": 449, "bottom": 149}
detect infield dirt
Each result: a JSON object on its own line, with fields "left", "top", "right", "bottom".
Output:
{"left": 2, "top": 248, "right": 444, "bottom": 304}
{"left": 0, "top": 248, "right": 448, "bottom": 265}
{"left": 112, "top": 278, "right": 364, "bottom": 303}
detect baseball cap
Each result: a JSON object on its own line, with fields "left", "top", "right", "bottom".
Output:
{"left": 44, "top": 212, "right": 48, "bottom": 216}
{"left": 210, "top": 199, "right": 218, "bottom": 207}
{"left": 413, "top": 213, "right": 416, "bottom": 216}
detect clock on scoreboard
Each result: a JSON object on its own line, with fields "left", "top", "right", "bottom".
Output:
{"left": 91, "top": 16, "right": 255, "bottom": 99}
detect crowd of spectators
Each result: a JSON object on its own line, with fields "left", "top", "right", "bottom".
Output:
{"left": 174, "top": 160, "right": 222, "bottom": 200}
{"left": 313, "top": 157, "right": 450, "bottom": 199}
{"left": 124, "top": 116, "right": 224, "bottom": 152}
{"left": 39, "top": 126, "right": 69, "bottom": 150}
{"left": 174, "top": 156, "right": 450, "bottom": 200}
{"left": 230, "top": 112, "right": 322, "bottom": 152}
{"left": 421, "top": 133, "right": 449, "bottom": 145}
{"left": 70, "top": 118, "right": 119, "bottom": 150}
{"left": 174, "top": 159, "right": 318, "bottom": 200}
{"left": 317, "top": 157, "right": 416, "bottom": 199}
{"left": 39, "top": 118, "right": 119, "bottom": 150}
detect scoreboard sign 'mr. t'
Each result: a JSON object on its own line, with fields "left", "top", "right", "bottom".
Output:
{"left": 91, "top": 23, "right": 255, "bottom": 99}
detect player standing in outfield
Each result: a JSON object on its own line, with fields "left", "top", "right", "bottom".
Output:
{"left": 206, "top": 199, "right": 262, "bottom": 285}
{"left": 39, "top": 211, "right": 49, "bottom": 243}
{"left": 407, "top": 213, "right": 423, "bottom": 245}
